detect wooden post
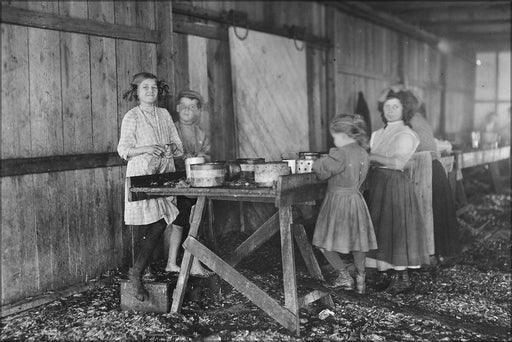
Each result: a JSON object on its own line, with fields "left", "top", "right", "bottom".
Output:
{"left": 206, "top": 198, "right": 217, "bottom": 252}
{"left": 156, "top": 1, "right": 175, "bottom": 112}
{"left": 325, "top": 7, "right": 336, "bottom": 144}
{"left": 279, "top": 205, "right": 300, "bottom": 334}
{"left": 239, "top": 202, "right": 246, "bottom": 233}
{"left": 171, "top": 196, "right": 206, "bottom": 313}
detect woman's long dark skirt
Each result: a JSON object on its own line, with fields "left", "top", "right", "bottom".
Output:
{"left": 366, "top": 168, "right": 430, "bottom": 267}
{"left": 432, "top": 159, "right": 461, "bottom": 257}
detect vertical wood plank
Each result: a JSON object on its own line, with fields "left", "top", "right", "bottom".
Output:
{"left": 326, "top": 8, "right": 336, "bottom": 148}
{"left": 59, "top": 1, "right": 92, "bottom": 154}
{"left": 119, "top": 166, "right": 132, "bottom": 267}
{"left": 88, "top": 0, "right": 119, "bottom": 277}
{"left": 136, "top": 0, "right": 157, "bottom": 76}
{"left": 207, "top": 38, "right": 236, "bottom": 161}
{"left": 156, "top": 1, "right": 175, "bottom": 112}
{"left": 279, "top": 205, "right": 299, "bottom": 333}
{"left": 88, "top": 0, "right": 118, "bottom": 153}
{"left": 1, "top": 178, "right": 22, "bottom": 305}
{"left": 65, "top": 170, "right": 80, "bottom": 280}
{"left": 172, "top": 33, "right": 189, "bottom": 119}
{"left": 1, "top": 23, "right": 30, "bottom": 159}
{"left": 111, "top": 166, "right": 125, "bottom": 266}
{"left": 187, "top": 35, "right": 210, "bottom": 140}
{"left": 27, "top": 1, "right": 62, "bottom": 294}
{"left": 28, "top": 31, "right": 62, "bottom": 156}
{"left": 59, "top": 0, "right": 92, "bottom": 287}
{"left": 115, "top": 0, "right": 140, "bottom": 132}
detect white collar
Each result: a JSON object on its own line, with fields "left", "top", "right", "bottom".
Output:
{"left": 387, "top": 120, "right": 404, "bottom": 126}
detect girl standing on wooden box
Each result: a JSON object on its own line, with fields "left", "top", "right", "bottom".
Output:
{"left": 312, "top": 114, "right": 377, "bottom": 294}
{"left": 117, "top": 72, "right": 183, "bottom": 301}
{"left": 366, "top": 90, "right": 430, "bottom": 294}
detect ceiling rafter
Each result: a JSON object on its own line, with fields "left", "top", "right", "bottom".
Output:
{"left": 366, "top": 1, "right": 509, "bottom": 11}
{"left": 360, "top": 1, "right": 511, "bottom": 51}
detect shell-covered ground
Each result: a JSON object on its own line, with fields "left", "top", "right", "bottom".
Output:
{"left": 1, "top": 188, "right": 510, "bottom": 341}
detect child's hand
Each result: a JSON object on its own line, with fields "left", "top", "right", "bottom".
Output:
{"left": 146, "top": 145, "right": 166, "bottom": 157}
{"left": 164, "top": 143, "right": 179, "bottom": 157}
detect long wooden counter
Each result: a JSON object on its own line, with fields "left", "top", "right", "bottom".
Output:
{"left": 456, "top": 146, "right": 510, "bottom": 169}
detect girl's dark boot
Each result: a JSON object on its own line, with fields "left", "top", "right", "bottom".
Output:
{"left": 128, "top": 266, "right": 149, "bottom": 301}
{"left": 353, "top": 251, "right": 366, "bottom": 294}
{"left": 355, "top": 270, "right": 366, "bottom": 294}
{"left": 130, "top": 220, "right": 166, "bottom": 301}
{"left": 385, "top": 270, "right": 412, "bottom": 295}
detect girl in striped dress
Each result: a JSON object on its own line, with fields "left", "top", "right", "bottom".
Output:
{"left": 117, "top": 72, "right": 183, "bottom": 301}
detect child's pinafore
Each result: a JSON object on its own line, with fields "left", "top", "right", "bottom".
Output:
{"left": 365, "top": 121, "right": 430, "bottom": 270}
{"left": 118, "top": 107, "right": 183, "bottom": 226}
{"left": 312, "top": 143, "right": 377, "bottom": 254}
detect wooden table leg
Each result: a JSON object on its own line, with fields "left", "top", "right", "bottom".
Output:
{"left": 206, "top": 198, "right": 218, "bottom": 252}
{"left": 279, "top": 205, "right": 300, "bottom": 335}
{"left": 171, "top": 196, "right": 206, "bottom": 313}
{"left": 292, "top": 224, "right": 334, "bottom": 308}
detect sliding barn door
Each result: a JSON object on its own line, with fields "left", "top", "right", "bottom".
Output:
{"left": 229, "top": 27, "right": 308, "bottom": 160}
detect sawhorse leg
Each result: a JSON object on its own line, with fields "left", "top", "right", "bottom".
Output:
{"left": 171, "top": 196, "right": 206, "bottom": 313}
{"left": 292, "top": 224, "right": 334, "bottom": 308}
{"left": 279, "top": 205, "right": 300, "bottom": 334}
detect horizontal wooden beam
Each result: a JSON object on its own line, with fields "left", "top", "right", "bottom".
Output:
{"left": 369, "top": 1, "right": 509, "bottom": 11}
{"left": 322, "top": 1, "right": 440, "bottom": 46}
{"left": 1, "top": 152, "right": 125, "bottom": 177}
{"left": 373, "top": 5, "right": 511, "bottom": 27}
{"left": 173, "top": 15, "right": 228, "bottom": 41}
{"left": 444, "top": 32, "right": 511, "bottom": 45}
{"left": 337, "top": 67, "right": 401, "bottom": 83}
{"left": 1, "top": 4, "right": 161, "bottom": 43}
{"left": 417, "top": 19, "right": 511, "bottom": 27}
{"left": 172, "top": 2, "right": 331, "bottom": 50}
{"left": 427, "top": 24, "right": 511, "bottom": 35}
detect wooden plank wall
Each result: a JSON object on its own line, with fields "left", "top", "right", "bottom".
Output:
{"left": 174, "top": 1, "right": 329, "bottom": 233}
{"left": 0, "top": 0, "right": 166, "bottom": 306}
{"left": 403, "top": 38, "right": 444, "bottom": 134}
{"left": 334, "top": 11, "right": 402, "bottom": 133}
{"left": 1, "top": 0, "right": 477, "bottom": 306}
{"left": 444, "top": 53, "right": 476, "bottom": 141}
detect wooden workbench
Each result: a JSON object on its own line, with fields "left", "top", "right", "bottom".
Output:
{"left": 443, "top": 146, "right": 510, "bottom": 209}
{"left": 129, "top": 173, "right": 334, "bottom": 335}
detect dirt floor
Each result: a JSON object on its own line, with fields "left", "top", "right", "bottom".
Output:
{"left": 1, "top": 174, "right": 510, "bottom": 341}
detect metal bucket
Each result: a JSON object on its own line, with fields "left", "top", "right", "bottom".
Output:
{"left": 189, "top": 162, "right": 226, "bottom": 187}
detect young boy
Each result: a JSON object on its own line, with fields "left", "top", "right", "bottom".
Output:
{"left": 165, "top": 89, "right": 213, "bottom": 277}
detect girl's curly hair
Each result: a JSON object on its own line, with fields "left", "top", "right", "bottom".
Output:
{"left": 122, "top": 72, "right": 169, "bottom": 102}
{"left": 377, "top": 89, "right": 419, "bottom": 128}
{"left": 330, "top": 114, "right": 370, "bottom": 151}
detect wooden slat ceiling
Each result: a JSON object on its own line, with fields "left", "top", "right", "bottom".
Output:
{"left": 363, "top": 1, "right": 511, "bottom": 51}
